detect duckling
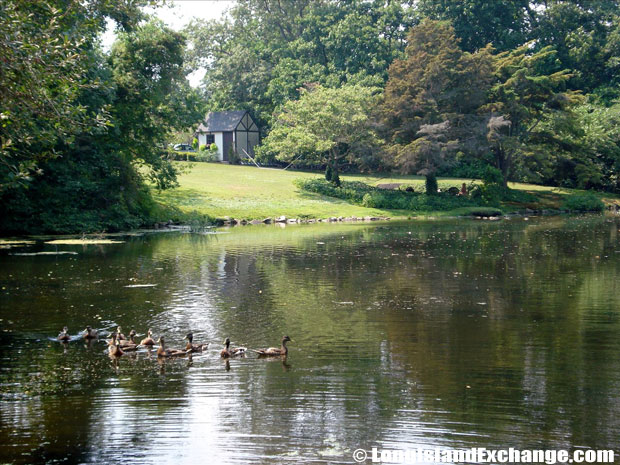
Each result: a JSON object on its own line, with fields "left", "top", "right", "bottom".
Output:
{"left": 184, "top": 333, "right": 208, "bottom": 353}
{"left": 57, "top": 326, "right": 70, "bottom": 342}
{"left": 116, "top": 326, "right": 126, "bottom": 341}
{"left": 140, "top": 329, "right": 156, "bottom": 346}
{"left": 251, "top": 335, "right": 292, "bottom": 356}
{"left": 108, "top": 339, "right": 124, "bottom": 357}
{"left": 220, "top": 337, "right": 247, "bottom": 358}
{"left": 156, "top": 336, "right": 188, "bottom": 358}
{"left": 83, "top": 326, "right": 98, "bottom": 339}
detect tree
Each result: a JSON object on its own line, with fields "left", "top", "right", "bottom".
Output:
{"left": 415, "top": 0, "right": 533, "bottom": 52}
{"left": 185, "top": 0, "right": 415, "bottom": 129}
{"left": 0, "top": 18, "right": 204, "bottom": 234}
{"left": 257, "top": 84, "right": 380, "bottom": 184}
{"left": 0, "top": 0, "right": 149, "bottom": 191}
{"left": 109, "top": 20, "right": 203, "bottom": 189}
{"left": 380, "top": 20, "right": 494, "bottom": 190}
{"left": 484, "top": 43, "right": 582, "bottom": 186}
{"left": 531, "top": 1, "right": 620, "bottom": 96}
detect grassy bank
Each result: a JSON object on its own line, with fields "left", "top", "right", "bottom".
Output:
{"left": 153, "top": 162, "right": 619, "bottom": 221}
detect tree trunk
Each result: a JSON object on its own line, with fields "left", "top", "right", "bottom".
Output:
{"left": 329, "top": 150, "right": 341, "bottom": 187}
{"left": 494, "top": 146, "right": 510, "bottom": 188}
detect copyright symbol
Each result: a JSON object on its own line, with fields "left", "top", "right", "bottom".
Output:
{"left": 353, "top": 449, "right": 368, "bottom": 462}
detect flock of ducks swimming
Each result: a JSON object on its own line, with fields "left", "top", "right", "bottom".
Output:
{"left": 57, "top": 326, "right": 293, "bottom": 359}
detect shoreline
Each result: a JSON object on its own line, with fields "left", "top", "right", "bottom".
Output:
{"left": 3, "top": 208, "right": 617, "bottom": 242}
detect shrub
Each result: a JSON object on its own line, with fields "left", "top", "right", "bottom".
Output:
{"left": 562, "top": 193, "right": 604, "bottom": 212}
{"left": 209, "top": 143, "right": 218, "bottom": 154}
{"left": 199, "top": 144, "right": 208, "bottom": 152}
{"left": 425, "top": 174, "right": 438, "bottom": 195}
{"left": 228, "top": 148, "right": 240, "bottom": 164}
{"left": 296, "top": 179, "right": 480, "bottom": 212}
{"left": 192, "top": 137, "right": 198, "bottom": 150}
{"left": 196, "top": 152, "right": 218, "bottom": 163}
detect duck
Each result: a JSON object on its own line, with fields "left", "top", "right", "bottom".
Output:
{"left": 140, "top": 329, "right": 156, "bottom": 346}
{"left": 83, "top": 326, "right": 98, "bottom": 339}
{"left": 118, "top": 329, "right": 139, "bottom": 351}
{"left": 184, "top": 333, "right": 208, "bottom": 353}
{"left": 57, "top": 326, "right": 70, "bottom": 342}
{"left": 156, "top": 336, "right": 188, "bottom": 358}
{"left": 119, "top": 329, "right": 136, "bottom": 345}
{"left": 108, "top": 339, "right": 124, "bottom": 357}
{"left": 116, "top": 326, "right": 126, "bottom": 341}
{"left": 251, "top": 336, "right": 292, "bottom": 356}
{"left": 220, "top": 337, "right": 247, "bottom": 358}
{"left": 107, "top": 332, "right": 118, "bottom": 346}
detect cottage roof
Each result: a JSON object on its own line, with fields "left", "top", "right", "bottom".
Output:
{"left": 196, "top": 111, "right": 248, "bottom": 132}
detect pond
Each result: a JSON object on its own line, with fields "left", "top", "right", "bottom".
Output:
{"left": 1, "top": 216, "right": 619, "bottom": 464}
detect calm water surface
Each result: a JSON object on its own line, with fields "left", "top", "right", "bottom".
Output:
{"left": 1, "top": 216, "right": 619, "bottom": 464}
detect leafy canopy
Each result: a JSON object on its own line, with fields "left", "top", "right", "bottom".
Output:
{"left": 258, "top": 84, "right": 380, "bottom": 170}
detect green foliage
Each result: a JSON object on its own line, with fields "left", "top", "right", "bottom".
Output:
{"left": 0, "top": 0, "right": 148, "bottom": 191}
{"left": 109, "top": 20, "right": 204, "bottom": 190}
{"left": 325, "top": 164, "right": 333, "bottom": 182}
{"left": 416, "top": 0, "right": 531, "bottom": 53}
{"left": 192, "top": 137, "right": 199, "bottom": 150}
{"left": 184, "top": 0, "right": 415, "bottom": 128}
{"left": 381, "top": 20, "right": 494, "bottom": 179}
{"left": 228, "top": 148, "right": 241, "bottom": 165}
{"left": 200, "top": 152, "right": 218, "bottom": 163}
{"left": 562, "top": 193, "right": 604, "bottom": 212}
{"left": 425, "top": 174, "right": 438, "bottom": 196}
{"left": 168, "top": 150, "right": 217, "bottom": 163}
{"left": 560, "top": 100, "right": 620, "bottom": 193}
{"left": 199, "top": 144, "right": 208, "bottom": 152}
{"left": 470, "top": 166, "right": 505, "bottom": 206}
{"left": 331, "top": 171, "right": 341, "bottom": 187}
{"left": 209, "top": 143, "right": 218, "bottom": 154}
{"left": 259, "top": 84, "right": 381, "bottom": 177}
{"left": 296, "top": 178, "right": 479, "bottom": 212}
{"left": 485, "top": 43, "right": 583, "bottom": 186}
{"left": 0, "top": 12, "right": 205, "bottom": 234}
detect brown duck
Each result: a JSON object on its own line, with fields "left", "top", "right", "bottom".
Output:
{"left": 185, "top": 333, "right": 208, "bottom": 353}
{"left": 220, "top": 337, "right": 247, "bottom": 358}
{"left": 116, "top": 326, "right": 126, "bottom": 341}
{"left": 157, "top": 336, "right": 188, "bottom": 358}
{"left": 251, "top": 336, "right": 291, "bottom": 356}
{"left": 140, "top": 329, "right": 156, "bottom": 346}
{"left": 119, "top": 330, "right": 139, "bottom": 351}
{"left": 108, "top": 339, "right": 124, "bottom": 357}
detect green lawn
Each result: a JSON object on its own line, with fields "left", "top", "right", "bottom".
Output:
{"left": 153, "top": 162, "right": 602, "bottom": 220}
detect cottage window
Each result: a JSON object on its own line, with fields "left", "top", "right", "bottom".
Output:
{"left": 206, "top": 134, "right": 215, "bottom": 145}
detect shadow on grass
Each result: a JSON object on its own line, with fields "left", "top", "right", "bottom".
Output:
{"left": 154, "top": 188, "right": 212, "bottom": 207}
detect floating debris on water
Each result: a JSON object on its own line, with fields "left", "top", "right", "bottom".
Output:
{"left": 45, "top": 239, "right": 124, "bottom": 245}
{"left": 11, "top": 251, "right": 78, "bottom": 256}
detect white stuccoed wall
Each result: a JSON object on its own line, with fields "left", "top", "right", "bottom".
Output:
{"left": 215, "top": 133, "right": 223, "bottom": 161}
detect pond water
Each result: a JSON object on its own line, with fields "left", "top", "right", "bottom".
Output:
{"left": 1, "top": 216, "right": 619, "bottom": 464}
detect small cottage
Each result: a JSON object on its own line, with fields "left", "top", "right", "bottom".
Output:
{"left": 195, "top": 111, "right": 260, "bottom": 162}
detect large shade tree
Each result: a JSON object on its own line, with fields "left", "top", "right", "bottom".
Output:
{"left": 257, "top": 84, "right": 381, "bottom": 184}
{"left": 0, "top": 17, "right": 203, "bottom": 234}
{"left": 184, "top": 0, "right": 415, "bottom": 129}
{"left": 0, "top": 0, "right": 150, "bottom": 191}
